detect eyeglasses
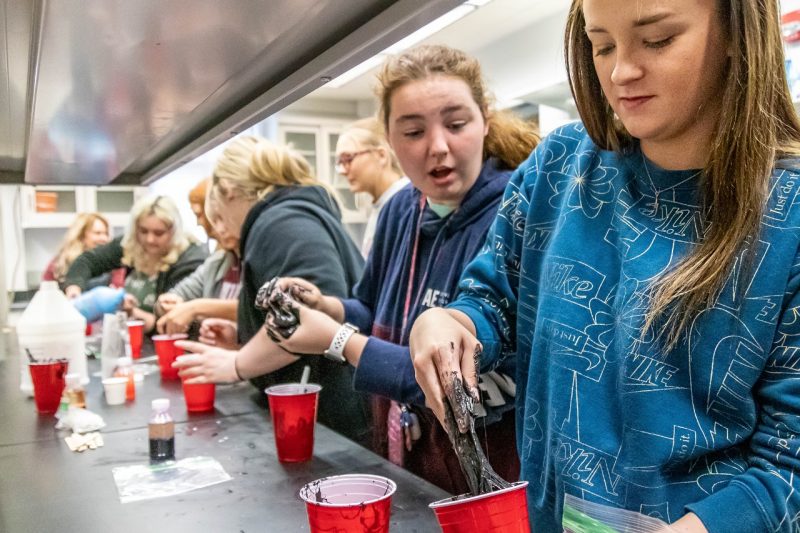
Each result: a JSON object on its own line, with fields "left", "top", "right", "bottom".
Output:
{"left": 335, "top": 149, "right": 373, "bottom": 172}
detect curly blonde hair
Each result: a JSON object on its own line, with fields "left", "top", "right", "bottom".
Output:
{"left": 121, "top": 195, "right": 196, "bottom": 275}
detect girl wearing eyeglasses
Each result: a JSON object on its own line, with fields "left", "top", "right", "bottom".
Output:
{"left": 334, "top": 117, "right": 409, "bottom": 256}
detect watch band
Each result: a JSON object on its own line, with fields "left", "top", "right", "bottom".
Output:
{"left": 323, "top": 323, "right": 359, "bottom": 364}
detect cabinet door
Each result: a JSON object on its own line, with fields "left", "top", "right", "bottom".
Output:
{"left": 92, "top": 187, "right": 145, "bottom": 229}
{"left": 279, "top": 122, "right": 370, "bottom": 227}
{"left": 21, "top": 185, "right": 89, "bottom": 228}
{"left": 282, "top": 127, "right": 319, "bottom": 172}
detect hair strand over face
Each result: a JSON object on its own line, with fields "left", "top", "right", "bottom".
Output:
{"left": 565, "top": 0, "right": 800, "bottom": 349}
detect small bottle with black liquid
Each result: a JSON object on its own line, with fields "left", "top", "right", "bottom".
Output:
{"left": 148, "top": 398, "right": 175, "bottom": 462}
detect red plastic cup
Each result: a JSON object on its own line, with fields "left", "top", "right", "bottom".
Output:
{"left": 299, "top": 474, "right": 396, "bottom": 533}
{"left": 85, "top": 322, "right": 93, "bottom": 336}
{"left": 127, "top": 320, "right": 145, "bottom": 359}
{"left": 28, "top": 359, "right": 69, "bottom": 415}
{"left": 182, "top": 379, "right": 216, "bottom": 412}
{"left": 265, "top": 383, "right": 321, "bottom": 462}
{"left": 429, "top": 481, "right": 530, "bottom": 533}
{"left": 152, "top": 334, "right": 187, "bottom": 380}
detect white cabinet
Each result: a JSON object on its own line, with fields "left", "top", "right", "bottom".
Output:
{"left": 20, "top": 185, "right": 84, "bottom": 229}
{"left": 20, "top": 185, "right": 145, "bottom": 229}
{"left": 2, "top": 185, "right": 146, "bottom": 292}
{"left": 278, "top": 118, "right": 372, "bottom": 227}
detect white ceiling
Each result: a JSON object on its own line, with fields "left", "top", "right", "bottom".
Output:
{"left": 309, "top": 0, "right": 572, "bottom": 102}
{"left": 306, "top": 0, "right": 800, "bottom": 115}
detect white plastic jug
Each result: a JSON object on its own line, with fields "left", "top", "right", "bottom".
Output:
{"left": 18, "top": 281, "right": 88, "bottom": 396}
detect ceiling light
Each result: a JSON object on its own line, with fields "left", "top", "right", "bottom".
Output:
{"left": 325, "top": 1, "right": 489, "bottom": 89}
{"left": 325, "top": 55, "right": 386, "bottom": 89}
{"left": 383, "top": 4, "right": 475, "bottom": 54}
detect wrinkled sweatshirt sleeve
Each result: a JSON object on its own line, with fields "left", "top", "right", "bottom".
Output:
{"left": 352, "top": 338, "right": 424, "bottom": 405}
{"left": 343, "top": 258, "right": 426, "bottom": 404}
{"left": 340, "top": 223, "right": 386, "bottom": 333}
{"left": 341, "top": 297, "right": 374, "bottom": 335}
{"left": 686, "top": 261, "right": 800, "bottom": 533}
{"left": 169, "top": 251, "right": 213, "bottom": 301}
{"left": 447, "top": 157, "right": 534, "bottom": 371}
{"left": 343, "top": 195, "right": 425, "bottom": 404}
{"left": 63, "top": 236, "right": 124, "bottom": 290}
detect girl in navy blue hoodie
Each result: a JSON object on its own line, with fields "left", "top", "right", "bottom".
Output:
{"left": 268, "top": 44, "right": 539, "bottom": 494}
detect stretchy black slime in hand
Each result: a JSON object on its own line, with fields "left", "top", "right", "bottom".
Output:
{"left": 442, "top": 345, "right": 511, "bottom": 496}
{"left": 255, "top": 277, "right": 301, "bottom": 343}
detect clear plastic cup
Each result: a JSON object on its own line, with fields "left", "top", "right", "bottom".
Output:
{"left": 299, "top": 474, "right": 396, "bottom": 533}
{"left": 152, "top": 334, "right": 187, "bottom": 380}
{"left": 126, "top": 320, "right": 145, "bottom": 359}
{"left": 265, "top": 383, "right": 321, "bottom": 462}
{"left": 182, "top": 380, "right": 216, "bottom": 412}
{"left": 102, "top": 377, "right": 128, "bottom": 405}
{"left": 28, "top": 359, "right": 69, "bottom": 414}
{"left": 429, "top": 481, "right": 530, "bottom": 533}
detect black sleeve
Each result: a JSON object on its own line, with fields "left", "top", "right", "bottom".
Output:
{"left": 160, "top": 243, "right": 208, "bottom": 294}
{"left": 246, "top": 210, "right": 350, "bottom": 299}
{"left": 63, "top": 236, "right": 124, "bottom": 290}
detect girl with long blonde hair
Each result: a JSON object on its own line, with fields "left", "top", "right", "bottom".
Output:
{"left": 410, "top": 1, "right": 800, "bottom": 531}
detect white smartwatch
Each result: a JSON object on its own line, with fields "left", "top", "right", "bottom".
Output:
{"left": 323, "top": 323, "right": 359, "bottom": 364}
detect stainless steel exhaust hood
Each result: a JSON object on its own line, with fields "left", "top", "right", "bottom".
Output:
{"left": 0, "top": 0, "right": 460, "bottom": 186}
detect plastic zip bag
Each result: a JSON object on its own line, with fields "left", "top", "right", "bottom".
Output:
{"left": 112, "top": 456, "right": 232, "bottom": 503}
{"left": 55, "top": 407, "right": 106, "bottom": 433}
{"left": 563, "top": 494, "right": 674, "bottom": 533}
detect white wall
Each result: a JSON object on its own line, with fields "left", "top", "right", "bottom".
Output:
{"left": 470, "top": 9, "right": 569, "bottom": 107}
{"left": 0, "top": 187, "right": 26, "bottom": 292}
{"left": 148, "top": 116, "right": 281, "bottom": 243}
{"left": 147, "top": 157, "right": 215, "bottom": 244}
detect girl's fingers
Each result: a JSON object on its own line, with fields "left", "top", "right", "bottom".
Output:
{"left": 434, "top": 342, "right": 470, "bottom": 434}
{"left": 461, "top": 341, "right": 482, "bottom": 403}
{"left": 413, "top": 359, "right": 447, "bottom": 426}
{"left": 174, "top": 340, "right": 207, "bottom": 354}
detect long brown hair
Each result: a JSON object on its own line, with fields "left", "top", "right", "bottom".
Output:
{"left": 375, "top": 44, "right": 540, "bottom": 170}
{"left": 565, "top": 0, "right": 800, "bottom": 348}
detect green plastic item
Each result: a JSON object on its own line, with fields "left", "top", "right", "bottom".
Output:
{"left": 562, "top": 502, "right": 621, "bottom": 533}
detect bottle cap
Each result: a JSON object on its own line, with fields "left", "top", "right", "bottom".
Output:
{"left": 65, "top": 373, "right": 81, "bottom": 388}
{"left": 152, "top": 398, "right": 170, "bottom": 411}
{"left": 117, "top": 356, "right": 133, "bottom": 366}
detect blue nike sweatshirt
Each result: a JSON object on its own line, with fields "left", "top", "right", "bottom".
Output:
{"left": 449, "top": 122, "right": 800, "bottom": 532}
